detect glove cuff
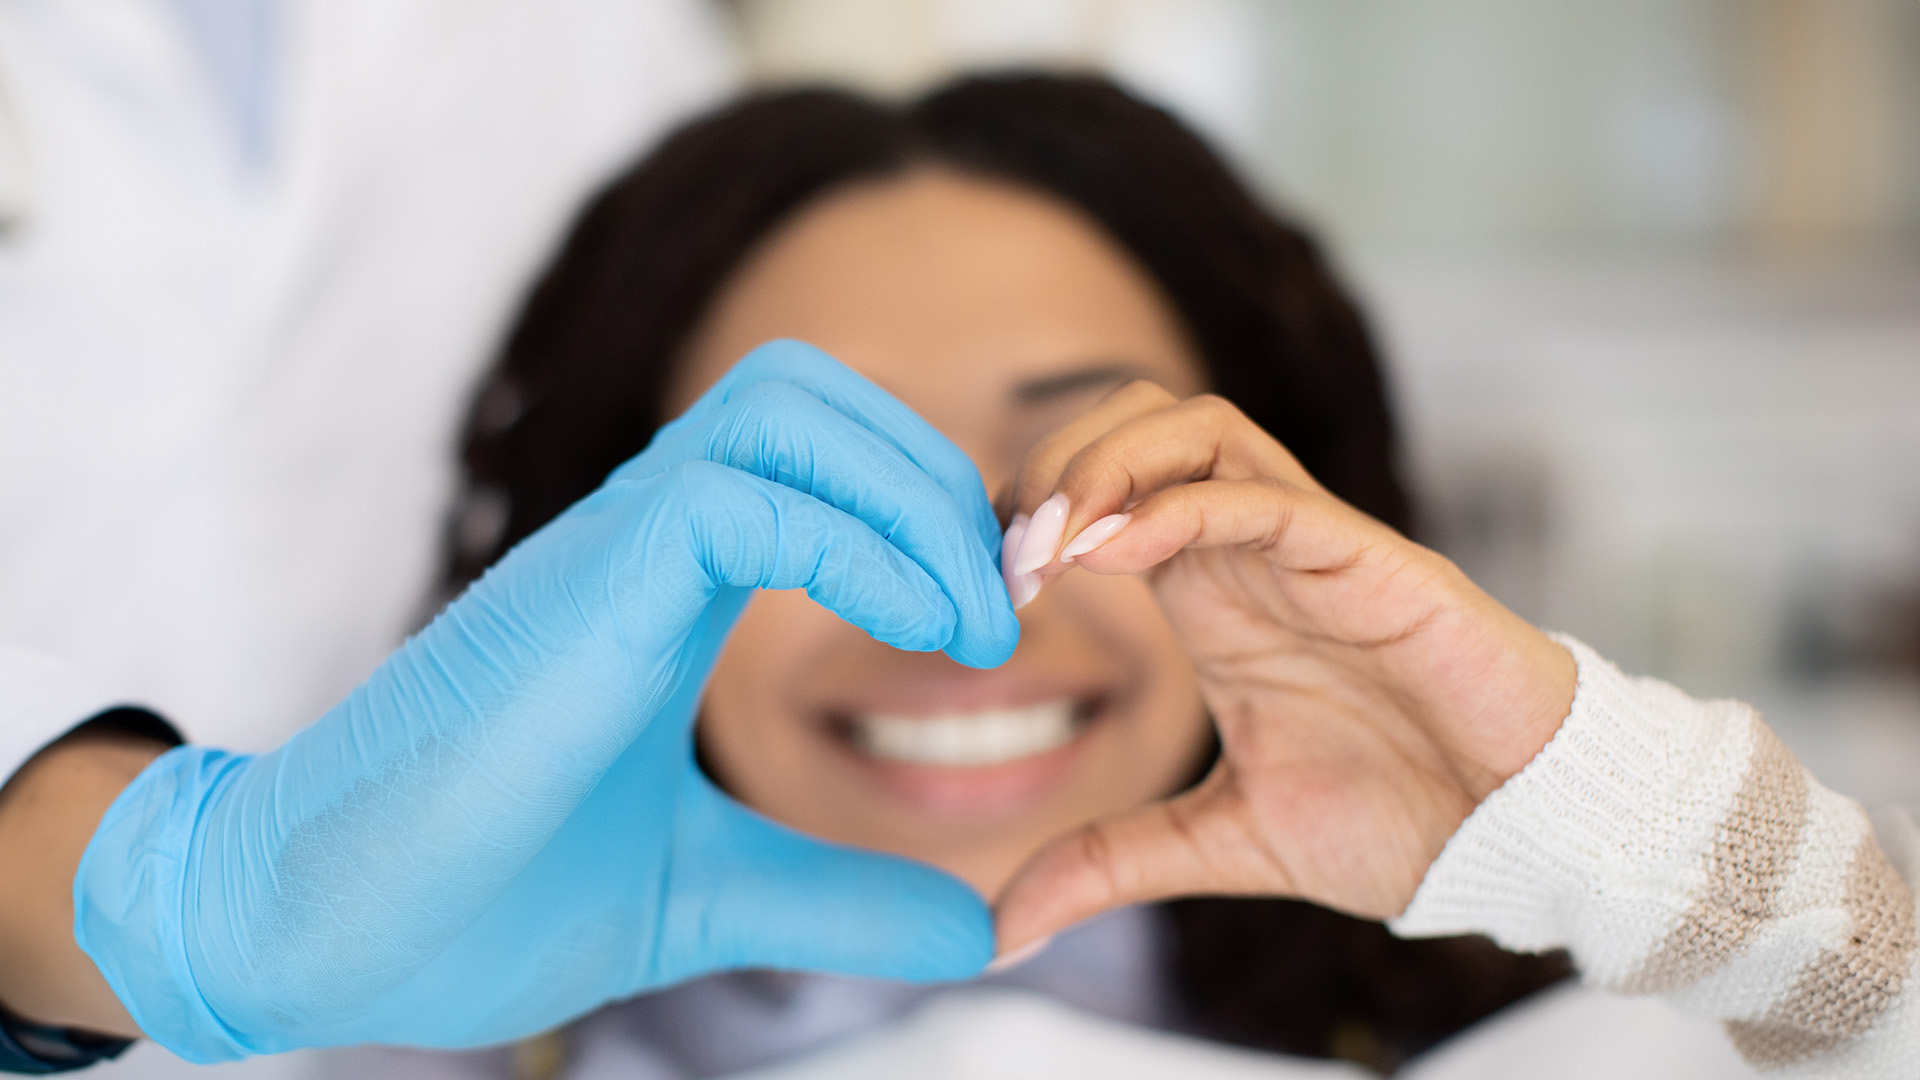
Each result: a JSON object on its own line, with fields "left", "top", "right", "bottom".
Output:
{"left": 72, "top": 746, "right": 254, "bottom": 1064}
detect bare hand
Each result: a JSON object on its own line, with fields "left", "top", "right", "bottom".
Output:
{"left": 992, "top": 382, "right": 1576, "bottom": 952}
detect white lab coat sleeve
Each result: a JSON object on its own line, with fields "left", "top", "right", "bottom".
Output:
{"left": 1393, "top": 635, "right": 1920, "bottom": 1079}
{"left": 0, "top": 645, "right": 166, "bottom": 788}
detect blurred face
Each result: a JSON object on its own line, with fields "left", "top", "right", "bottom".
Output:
{"left": 672, "top": 169, "right": 1211, "bottom": 898}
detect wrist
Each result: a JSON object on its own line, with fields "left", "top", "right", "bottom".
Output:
{"left": 1478, "top": 619, "right": 1579, "bottom": 797}
{"left": 73, "top": 746, "right": 255, "bottom": 1063}
{"left": 0, "top": 721, "right": 168, "bottom": 1040}
{"left": 1392, "top": 636, "right": 1756, "bottom": 955}
{"left": 1417, "top": 587, "right": 1578, "bottom": 803}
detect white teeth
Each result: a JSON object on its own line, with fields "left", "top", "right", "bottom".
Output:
{"left": 849, "top": 699, "right": 1079, "bottom": 766}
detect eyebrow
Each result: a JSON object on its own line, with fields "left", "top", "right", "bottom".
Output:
{"left": 1011, "top": 363, "right": 1152, "bottom": 405}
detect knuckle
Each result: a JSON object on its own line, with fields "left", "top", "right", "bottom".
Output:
{"left": 1107, "top": 378, "right": 1176, "bottom": 408}
{"left": 1076, "top": 822, "right": 1131, "bottom": 898}
{"left": 712, "top": 382, "right": 814, "bottom": 468}
{"left": 1185, "top": 393, "right": 1248, "bottom": 426}
{"left": 737, "top": 337, "right": 815, "bottom": 374}
{"left": 663, "top": 458, "right": 745, "bottom": 502}
{"left": 1010, "top": 447, "right": 1073, "bottom": 504}
{"left": 1022, "top": 426, "right": 1080, "bottom": 470}
{"left": 729, "top": 378, "right": 804, "bottom": 414}
{"left": 1057, "top": 447, "right": 1131, "bottom": 498}
{"left": 1161, "top": 798, "right": 1207, "bottom": 853}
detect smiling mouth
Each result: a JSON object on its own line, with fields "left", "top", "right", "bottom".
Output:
{"left": 844, "top": 698, "right": 1092, "bottom": 767}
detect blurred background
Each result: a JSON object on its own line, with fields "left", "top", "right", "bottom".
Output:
{"left": 0, "top": 5, "right": 1911, "bottom": 1078}
{"left": 720, "top": 0, "right": 1920, "bottom": 805}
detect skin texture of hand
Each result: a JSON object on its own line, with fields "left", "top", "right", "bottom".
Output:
{"left": 992, "top": 381, "right": 1577, "bottom": 953}
{"left": 0, "top": 726, "right": 165, "bottom": 1037}
{"left": 71, "top": 342, "right": 1019, "bottom": 1062}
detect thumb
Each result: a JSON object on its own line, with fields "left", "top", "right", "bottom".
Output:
{"left": 993, "top": 772, "right": 1285, "bottom": 955}
{"left": 658, "top": 776, "right": 994, "bottom": 984}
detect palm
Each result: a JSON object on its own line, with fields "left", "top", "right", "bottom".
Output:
{"left": 1148, "top": 544, "right": 1485, "bottom": 918}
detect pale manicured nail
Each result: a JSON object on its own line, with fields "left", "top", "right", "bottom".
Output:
{"left": 1058, "top": 513, "right": 1130, "bottom": 562}
{"left": 1011, "top": 494, "right": 1069, "bottom": 576}
{"left": 1009, "top": 571, "right": 1043, "bottom": 610}
{"left": 1000, "top": 513, "right": 1030, "bottom": 589}
{"left": 985, "top": 934, "right": 1054, "bottom": 974}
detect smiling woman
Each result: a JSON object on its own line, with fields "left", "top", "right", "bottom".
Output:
{"left": 667, "top": 169, "right": 1214, "bottom": 889}
{"left": 435, "top": 74, "right": 1569, "bottom": 1076}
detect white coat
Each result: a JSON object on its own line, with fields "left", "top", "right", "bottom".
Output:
{"left": 0, "top": 0, "right": 732, "bottom": 774}
{"left": 0, "top": 2, "right": 732, "bottom": 1073}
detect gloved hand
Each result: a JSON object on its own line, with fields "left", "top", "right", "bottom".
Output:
{"left": 73, "top": 341, "right": 1021, "bottom": 1062}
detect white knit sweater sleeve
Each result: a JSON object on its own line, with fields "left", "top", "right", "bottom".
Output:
{"left": 1391, "top": 635, "right": 1919, "bottom": 1078}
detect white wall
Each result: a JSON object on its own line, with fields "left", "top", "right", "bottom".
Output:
{"left": 723, "top": 0, "right": 1920, "bottom": 802}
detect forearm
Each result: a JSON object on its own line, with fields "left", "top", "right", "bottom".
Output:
{"left": 1394, "top": 636, "right": 1918, "bottom": 1077}
{"left": 0, "top": 725, "right": 169, "bottom": 1038}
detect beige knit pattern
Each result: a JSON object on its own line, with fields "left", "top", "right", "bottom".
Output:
{"left": 1393, "top": 636, "right": 1920, "bottom": 1077}
{"left": 1723, "top": 833, "right": 1917, "bottom": 1067}
{"left": 1618, "top": 720, "right": 1809, "bottom": 996}
{"left": 1625, "top": 718, "right": 1918, "bottom": 1070}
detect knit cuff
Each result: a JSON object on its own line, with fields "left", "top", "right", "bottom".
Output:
{"left": 1393, "top": 637, "right": 1920, "bottom": 1074}
{"left": 1390, "top": 635, "right": 1764, "bottom": 974}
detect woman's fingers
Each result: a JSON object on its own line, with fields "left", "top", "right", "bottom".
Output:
{"left": 1001, "top": 379, "right": 1179, "bottom": 519}
{"left": 1065, "top": 479, "right": 1390, "bottom": 575}
{"left": 1005, "top": 390, "right": 1326, "bottom": 576}
{"left": 992, "top": 773, "right": 1294, "bottom": 955}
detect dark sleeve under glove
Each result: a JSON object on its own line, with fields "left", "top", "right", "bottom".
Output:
{"left": 0, "top": 1004, "right": 132, "bottom": 1075}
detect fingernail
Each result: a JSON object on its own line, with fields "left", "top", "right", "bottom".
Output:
{"left": 1059, "top": 513, "right": 1129, "bottom": 562}
{"left": 985, "top": 934, "right": 1054, "bottom": 974}
{"left": 1003, "top": 515, "right": 1041, "bottom": 608}
{"left": 1000, "top": 513, "right": 1030, "bottom": 585}
{"left": 1011, "top": 494, "right": 1069, "bottom": 576}
{"left": 1009, "top": 571, "right": 1042, "bottom": 610}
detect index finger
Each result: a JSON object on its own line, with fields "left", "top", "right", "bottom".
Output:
{"left": 998, "top": 379, "right": 1180, "bottom": 522}
{"left": 655, "top": 340, "right": 1007, "bottom": 561}
{"left": 1002, "top": 386, "right": 1321, "bottom": 579}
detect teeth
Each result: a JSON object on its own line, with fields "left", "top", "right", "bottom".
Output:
{"left": 850, "top": 699, "right": 1079, "bottom": 766}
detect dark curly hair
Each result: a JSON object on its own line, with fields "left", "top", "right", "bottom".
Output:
{"left": 445, "top": 72, "right": 1569, "bottom": 1075}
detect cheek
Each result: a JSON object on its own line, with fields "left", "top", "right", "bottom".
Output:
{"left": 1047, "top": 572, "right": 1213, "bottom": 798}
{"left": 698, "top": 590, "right": 843, "bottom": 792}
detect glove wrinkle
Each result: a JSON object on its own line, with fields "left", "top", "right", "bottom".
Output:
{"left": 73, "top": 343, "right": 1010, "bottom": 1061}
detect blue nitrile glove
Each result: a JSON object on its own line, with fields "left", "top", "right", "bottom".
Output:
{"left": 73, "top": 341, "right": 1021, "bottom": 1062}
